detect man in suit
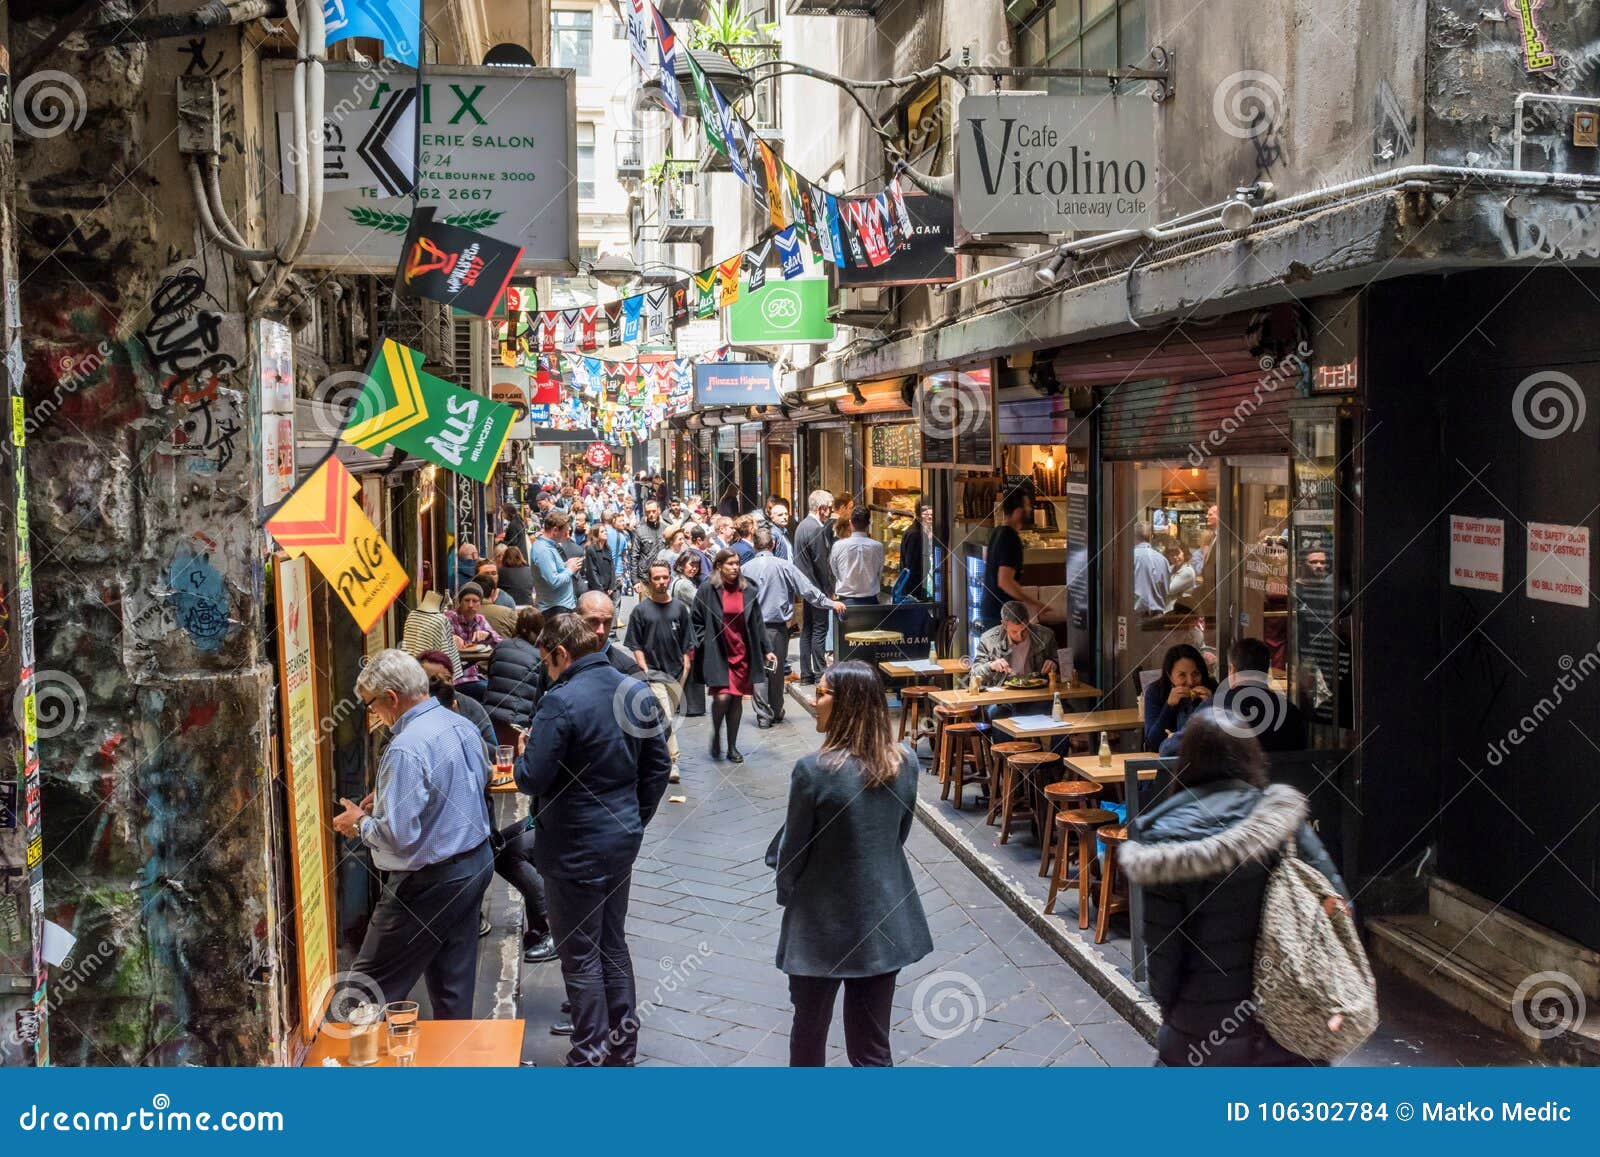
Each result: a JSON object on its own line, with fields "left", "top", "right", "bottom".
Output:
{"left": 792, "top": 489, "right": 835, "bottom": 684}
{"left": 514, "top": 613, "right": 672, "bottom": 1066}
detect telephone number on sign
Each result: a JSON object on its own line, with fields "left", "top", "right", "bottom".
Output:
{"left": 1227, "top": 1102, "right": 1389, "bottom": 1123}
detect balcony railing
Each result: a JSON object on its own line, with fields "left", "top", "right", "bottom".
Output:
{"left": 616, "top": 129, "right": 644, "bottom": 181}
{"left": 660, "top": 160, "right": 712, "bottom": 245}
{"left": 785, "top": 0, "right": 883, "bottom": 13}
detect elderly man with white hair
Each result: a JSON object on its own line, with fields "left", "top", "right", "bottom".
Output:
{"left": 333, "top": 649, "right": 494, "bottom": 1020}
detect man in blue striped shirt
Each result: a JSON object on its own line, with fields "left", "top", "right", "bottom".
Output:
{"left": 334, "top": 650, "right": 494, "bottom": 1020}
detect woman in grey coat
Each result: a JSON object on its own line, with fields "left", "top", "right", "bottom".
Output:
{"left": 772, "top": 660, "right": 933, "bottom": 1066}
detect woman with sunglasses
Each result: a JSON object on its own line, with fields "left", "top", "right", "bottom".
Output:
{"left": 771, "top": 660, "right": 932, "bottom": 1065}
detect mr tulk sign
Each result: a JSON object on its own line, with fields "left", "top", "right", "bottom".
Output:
{"left": 956, "top": 93, "right": 1156, "bottom": 236}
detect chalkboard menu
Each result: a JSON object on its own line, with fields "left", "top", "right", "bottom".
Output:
{"left": 1291, "top": 425, "right": 1339, "bottom": 726}
{"left": 870, "top": 422, "right": 921, "bottom": 469}
{"left": 919, "top": 365, "right": 994, "bottom": 470}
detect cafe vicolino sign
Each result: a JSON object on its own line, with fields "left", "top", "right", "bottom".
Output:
{"left": 956, "top": 93, "right": 1156, "bottom": 235}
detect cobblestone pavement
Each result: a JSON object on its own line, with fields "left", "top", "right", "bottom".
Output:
{"left": 498, "top": 670, "right": 1154, "bottom": 1067}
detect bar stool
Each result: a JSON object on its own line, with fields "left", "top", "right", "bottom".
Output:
{"left": 940, "top": 721, "right": 990, "bottom": 810}
{"left": 1094, "top": 825, "right": 1131, "bottom": 944}
{"left": 1046, "top": 808, "right": 1116, "bottom": 923}
{"left": 896, "top": 685, "right": 941, "bottom": 744}
{"left": 998, "top": 750, "right": 1057, "bottom": 844}
{"left": 985, "top": 741, "right": 1040, "bottom": 825}
{"left": 932, "top": 704, "right": 978, "bottom": 781}
{"left": 1038, "top": 780, "right": 1103, "bottom": 877}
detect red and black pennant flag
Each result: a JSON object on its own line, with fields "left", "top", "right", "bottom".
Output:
{"left": 396, "top": 206, "right": 524, "bottom": 319}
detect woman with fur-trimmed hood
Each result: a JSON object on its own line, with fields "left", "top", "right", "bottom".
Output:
{"left": 1122, "top": 712, "right": 1349, "bottom": 1067}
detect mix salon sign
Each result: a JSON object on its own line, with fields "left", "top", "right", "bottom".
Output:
{"left": 956, "top": 93, "right": 1156, "bottom": 235}
{"left": 268, "top": 63, "right": 578, "bottom": 273}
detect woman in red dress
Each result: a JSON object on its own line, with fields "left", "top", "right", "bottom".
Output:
{"left": 693, "top": 550, "right": 774, "bottom": 763}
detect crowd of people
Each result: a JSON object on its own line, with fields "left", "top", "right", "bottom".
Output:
{"left": 333, "top": 464, "right": 1352, "bottom": 1070}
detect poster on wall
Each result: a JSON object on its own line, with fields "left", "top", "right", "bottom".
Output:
{"left": 268, "top": 63, "right": 578, "bottom": 273}
{"left": 1526, "top": 521, "right": 1590, "bottom": 607}
{"left": 273, "top": 555, "right": 337, "bottom": 1042}
{"left": 1448, "top": 515, "right": 1505, "bottom": 592}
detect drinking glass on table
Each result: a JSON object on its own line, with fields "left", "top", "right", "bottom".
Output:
{"left": 493, "top": 745, "right": 515, "bottom": 781}
{"left": 387, "top": 1023, "right": 418, "bottom": 1067}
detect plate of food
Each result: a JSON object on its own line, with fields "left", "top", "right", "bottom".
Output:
{"left": 1002, "top": 676, "right": 1049, "bottom": 690}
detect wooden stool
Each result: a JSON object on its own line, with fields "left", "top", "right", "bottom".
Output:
{"left": 940, "top": 722, "right": 990, "bottom": 810}
{"left": 1046, "top": 808, "right": 1116, "bottom": 922}
{"left": 932, "top": 704, "right": 978, "bottom": 781}
{"left": 1038, "top": 780, "right": 1103, "bottom": 876}
{"left": 1094, "top": 826, "right": 1131, "bottom": 944}
{"left": 998, "top": 750, "right": 1058, "bottom": 844}
{"left": 984, "top": 741, "right": 1040, "bottom": 825}
{"left": 896, "top": 685, "right": 941, "bottom": 743}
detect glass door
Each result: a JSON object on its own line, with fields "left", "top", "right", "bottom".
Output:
{"left": 1226, "top": 458, "right": 1292, "bottom": 679}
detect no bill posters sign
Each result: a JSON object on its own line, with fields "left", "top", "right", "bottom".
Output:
{"left": 268, "top": 63, "right": 578, "bottom": 274}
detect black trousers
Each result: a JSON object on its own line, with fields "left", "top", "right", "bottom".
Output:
{"left": 753, "top": 621, "right": 790, "bottom": 724}
{"left": 799, "top": 602, "right": 829, "bottom": 681}
{"left": 545, "top": 870, "right": 637, "bottom": 1067}
{"left": 493, "top": 821, "right": 549, "bottom": 941}
{"left": 787, "top": 971, "right": 898, "bottom": 1067}
{"left": 351, "top": 840, "right": 494, "bottom": 1020}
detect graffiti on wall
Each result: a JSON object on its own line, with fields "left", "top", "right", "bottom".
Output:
{"left": 166, "top": 543, "right": 236, "bottom": 652}
{"left": 160, "top": 387, "right": 243, "bottom": 474}
{"left": 1372, "top": 78, "right": 1416, "bottom": 164}
{"left": 139, "top": 264, "right": 243, "bottom": 405}
{"left": 1491, "top": 198, "right": 1600, "bottom": 261}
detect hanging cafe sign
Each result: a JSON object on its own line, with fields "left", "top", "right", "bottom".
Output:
{"left": 956, "top": 92, "right": 1157, "bottom": 235}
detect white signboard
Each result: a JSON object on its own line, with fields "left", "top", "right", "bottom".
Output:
{"left": 267, "top": 63, "right": 578, "bottom": 273}
{"left": 1448, "top": 515, "right": 1505, "bottom": 592}
{"left": 1526, "top": 521, "right": 1590, "bottom": 607}
{"left": 490, "top": 367, "right": 532, "bottom": 441}
{"left": 956, "top": 93, "right": 1156, "bottom": 235}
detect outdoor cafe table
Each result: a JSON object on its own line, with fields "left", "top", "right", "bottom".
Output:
{"left": 878, "top": 657, "right": 971, "bottom": 682}
{"left": 929, "top": 682, "right": 1104, "bottom": 712}
{"left": 1061, "top": 750, "right": 1164, "bottom": 787}
{"left": 303, "top": 1018, "right": 524, "bottom": 1067}
{"left": 989, "top": 706, "right": 1144, "bottom": 741}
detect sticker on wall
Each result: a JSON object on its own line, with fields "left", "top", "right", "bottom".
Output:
{"left": 1449, "top": 515, "right": 1505, "bottom": 592}
{"left": 1526, "top": 521, "right": 1589, "bottom": 607}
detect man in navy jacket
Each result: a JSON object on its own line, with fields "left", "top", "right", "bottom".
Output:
{"left": 514, "top": 612, "right": 672, "bottom": 1066}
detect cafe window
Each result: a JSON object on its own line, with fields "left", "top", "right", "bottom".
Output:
{"left": 576, "top": 123, "right": 596, "bottom": 201}
{"left": 1016, "top": 0, "right": 1146, "bottom": 94}
{"left": 865, "top": 422, "right": 923, "bottom": 596}
{"left": 551, "top": 8, "right": 594, "bottom": 75}
{"left": 919, "top": 365, "right": 995, "bottom": 472}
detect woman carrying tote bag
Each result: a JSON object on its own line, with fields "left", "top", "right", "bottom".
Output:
{"left": 770, "top": 660, "right": 933, "bottom": 1066}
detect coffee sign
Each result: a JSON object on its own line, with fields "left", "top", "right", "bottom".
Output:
{"left": 956, "top": 93, "right": 1156, "bottom": 235}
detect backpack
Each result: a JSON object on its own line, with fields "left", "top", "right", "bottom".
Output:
{"left": 1253, "top": 840, "right": 1378, "bottom": 1061}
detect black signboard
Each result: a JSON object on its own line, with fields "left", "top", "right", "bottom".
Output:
{"left": 839, "top": 192, "right": 956, "bottom": 288}
{"left": 397, "top": 206, "right": 525, "bottom": 318}
{"left": 693, "top": 362, "right": 780, "bottom": 407}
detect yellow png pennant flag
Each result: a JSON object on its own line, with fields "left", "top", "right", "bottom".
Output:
{"left": 718, "top": 256, "right": 743, "bottom": 308}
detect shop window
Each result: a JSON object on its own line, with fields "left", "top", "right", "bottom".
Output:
{"left": 552, "top": 9, "right": 594, "bottom": 75}
{"left": 577, "top": 123, "right": 596, "bottom": 201}
{"left": 1016, "top": 0, "right": 1146, "bottom": 95}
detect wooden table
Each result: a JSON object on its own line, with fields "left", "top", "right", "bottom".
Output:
{"left": 303, "top": 1018, "right": 524, "bottom": 1067}
{"left": 990, "top": 706, "right": 1143, "bottom": 741}
{"left": 930, "top": 682, "right": 1104, "bottom": 711}
{"left": 1061, "top": 751, "right": 1164, "bottom": 786}
{"left": 488, "top": 776, "right": 520, "bottom": 795}
{"left": 878, "top": 658, "right": 969, "bottom": 681}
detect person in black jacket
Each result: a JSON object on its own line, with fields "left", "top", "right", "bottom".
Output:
{"left": 1142, "top": 643, "right": 1217, "bottom": 752}
{"left": 582, "top": 531, "right": 615, "bottom": 597}
{"left": 497, "top": 547, "right": 536, "bottom": 606}
{"left": 895, "top": 502, "right": 934, "bottom": 601}
{"left": 483, "top": 607, "right": 546, "bottom": 739}
{"left": 773, "top": 660, "right": 932, "bottom": 1066}
{"left": 792, "top": 489, "right": 835, "bottom": 684}
{"left": 500, "top": 503, "right": 529, "bottom": 558}
{"left": 692, "top": 551, "right": 774, "bottom": 763}
{"left": 514, "top": 613, "right": 672, "bottom": 1067}
{"left": 1121, "top": 712, "right": 1349, "bottom": 1067}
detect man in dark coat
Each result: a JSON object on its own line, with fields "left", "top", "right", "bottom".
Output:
{"left": 792, "top": 489, "right": 835, "bottom": 684}
{"left": 514, "top": 613, "right": 672, "bottom": 1066}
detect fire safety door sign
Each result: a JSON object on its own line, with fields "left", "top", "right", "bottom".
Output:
{"left": 1526, "top": 521, "right": 1591, "bottom": 607}
{"left": 1448, "top": 515, "right": 1505, "bottom": 592}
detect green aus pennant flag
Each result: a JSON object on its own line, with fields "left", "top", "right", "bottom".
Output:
{"left": 686, "top": 54, "right": 726, "bottom": 156}
{"left": 341, "top": 339, "right": 517, "bottom": 484}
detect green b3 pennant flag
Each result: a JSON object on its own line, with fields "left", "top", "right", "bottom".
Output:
{"left": 342, "top": 339, "right": 517, "bottom": 483}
